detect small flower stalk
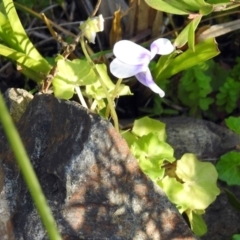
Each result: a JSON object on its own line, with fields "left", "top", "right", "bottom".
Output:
{"left": 80, "top": 14, "right": 104, "bottom": 44}
{"left": 110, "top": 38, "right": 175, "bottom": 97}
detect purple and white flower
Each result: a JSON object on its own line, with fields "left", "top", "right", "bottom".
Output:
{"left": 110, "top": 38, "right": 175, "bottom": 97}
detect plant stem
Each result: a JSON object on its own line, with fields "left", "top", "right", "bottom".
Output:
{"left": 90, "top": 99, "right": 98, "bottom": 111}
{"left": 105, "top": 78, "right": 122, "bottom": 118}
{"left": 0, "top": 92, "right": 62, "bottom": 240}
{"left": 75, "top": 86, "right": 88, "bottom": 108}
{"left": 80, "top": 37, "right": 119, "bottom": 132}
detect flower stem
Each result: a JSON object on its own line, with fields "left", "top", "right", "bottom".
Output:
{"left": 105, "top": 78, "right": 122, "bottom": 118}
{"left": 80, "top": 37, "right": 119, "bottom": 132}
{"left": 75, "top": 86, "right": 88, "bottom": 109}
{"left": 0, "top": 92, "right": 62, "bottom": 240}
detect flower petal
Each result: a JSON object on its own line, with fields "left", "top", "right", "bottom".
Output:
{"left": 94, "top": 14, "right": 104, "bottom": 31}
{"left": 84, "top": 28, "right": 97, "bottom": 44}
{"left": 110, "top": 58, "right": 147, "bottom": 78}
{"left": 135, "top": 69, "right": 165, "bottom": 97}
{"left": 150, "top": 38, "right": 175, "bottom": 58}
{"left": 113, "top": 40, "right": 151, "bottom": 65}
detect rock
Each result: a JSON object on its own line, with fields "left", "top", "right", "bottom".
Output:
{"left": 0, "top": 94, "right": 197, "bottom": 240}
{"left": 3, "top": 88, "right": 33, "bottom": 123}
{"left": 159, "top": 117, "right": 239, "bottom": 161}
{"left": 202, "top": 183, "right": 240, "bottom": 240}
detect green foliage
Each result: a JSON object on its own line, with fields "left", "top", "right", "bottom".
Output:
{"left": 175, "top": 154, "right": 219, "bottom": 210}
{"left": 0, "top": 0, "right": 131, "bottom": 116}
{"left": 14, "top": 0, "right": 52, "bottom": 9}
{"left": 173, "top": 58, "right": 240, "bottom": 118}
{"left": 52, "top": 56, "right": 98, "bottom": 99}
{"left": 0, "top": 0, "right": 51, "bottom": 82}
{"left": 232, "top": 234, "right": 240, "bottom": 240}
{"left": 230, "top": 57, "right": 240, "bottom": 81}
{"left": 130, "top": 117, "right": 174, "bottom": 181}
{"left": 85, "top": 64, "right": 132, "bottom": 111}
{"left": 131, "top": 133, "right": 175, "bottom": 181}
{"left": 225, "top": 116, "right": 240, "bottom": 135}
{"left": 216, "top": 77, "right": 240, "bottom": 114}
{"left": 217, "top": 120, "right": 240, "bottom": 213}
{"left": 185, "top": 209, "right": 207, "bottom": 236}
{"left": 1, "top": 0, "right": 232, "bottom": 238}
{"left": 154, "top": 38, "right": 220, "bottom": 82}
{"left": 122, "top": 117, "right": 220, "bottom": 236}
{"left": 145, "top": 0, "right": 239, "bottom": 50}
{"left": 159, "top": 153, "right": 220, "bottom": 222}
{"left": 132, "top": 116, "right": 166, "bottom": 140}
{"left": 178, "top": 62, "right": 214, "bottom": 116}
{"left": 144, "top": 0, "right": 213, "bottom": 15}
{"left": 175, "top": 15, "right": 202, "bottom": 49}
{"left": 224, "top": 188, "right": 240, "bottom": 212}
{"left": 216, "top": 151, "right": 240, "bottom": 186}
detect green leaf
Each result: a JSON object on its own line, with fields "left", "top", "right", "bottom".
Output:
{"left": 121, "top": 130, "right": 137, "bottom": 147}
{"left": 55, "top": 58, "right": 97, "bottom": 86}
{"left": 131, "top": 133, "right": 175, "bottom": 181}
{"left": 199, "top": 97, "right": 214, "bottom": 110}
{"left": 131, "top": 133, "right": 175, "bottom": 161}
{"left": 0, "top": 12, "right": 21, "bottom": 50}
{"left": 0, "top": 44, "right": 50, "bottom": 73}
{"left": 174, "top": 22, "right": 191, "bottom": 48}
{"left": 216, "top": 77, "right": 240, "bottom": 114}
{"left": 159, "top": 176, "right": 189, "bottom": 212}
{"left": 224, "top": 188, "right": 240, "bottom": 212}
{"left": 231, "top": 234, "right": 240, "bottom": 240}
{"left": 155, "top": 38, "right": 220, "bottom": 82}
{"left": 216, "top": 151, "right": 240, "bottom": 186}
{"left": 207, "top": 0, "right": 232, "bottom": 3}
{"left": 160, "top": 153, "right": 220, "bottom": 213}
{"left": 138, "top": 155, "right": 166, "bottom": 181}
{"left": 199, "top": 5, "right": 213, "bottom": 15}
{"left": 52, "top": 58, "right": 99, "bottom": 99}
{"left": 225, "top": 116, "right": 240, "bottom": 135}
{"left": 19, "top": 67, "right": 45, "bottom": 83}
{"left": 52, "top": 78, "right": 75, "bottom": 99}
{"left": 176, "top": 153, "right": 220, "bottom": 210}
{"left": 132, "top": 116, "right": 166, "bottom": 141}
{"left": 177, "top": 62, "right": 214, "bottom": 115}
{"left": 145, "top": 0, "right": 213, "bottom": 15}
{"left": 2, "top": 0, "right": 49, "bottom": 66}
{"left": 188, "top": 15, "right": 202, "bottom": 51}
{"left": 0, "top": 44, "right": 51, "bottom": 82}
{"left": 186, "top": 209, "right": 207, "bottom": 236}
{"left": 153, "top": 50, "right": 179, "bottom": 79}
{"left": 144, "top": 0, "right": 190, "bottom": 15}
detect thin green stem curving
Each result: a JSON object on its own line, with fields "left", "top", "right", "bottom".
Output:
{"left": 0, "top": 92, "right": 62, "bottom": 240}
{"left": 105, "top": 78, "right": 122, "bottom": 119}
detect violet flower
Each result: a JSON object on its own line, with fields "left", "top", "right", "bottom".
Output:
{"left": 110, "top": 38, "right": 175, "bottom": 97}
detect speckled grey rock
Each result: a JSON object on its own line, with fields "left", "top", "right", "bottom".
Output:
{"left": 0, "top": 94, "right": 197, "bottom": 240}
{"left": 3, "top": 88, "right": 33, "bottom": 123}
{"left": 202, "top": 183, "right": 240, "bottom": 240}
{"left": 159, "top": 117, "right": 239, "bottom": 161}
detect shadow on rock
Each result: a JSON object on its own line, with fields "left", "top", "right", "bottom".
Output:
{"left": 0, "top": 94, "right": 197, "bottom": 240}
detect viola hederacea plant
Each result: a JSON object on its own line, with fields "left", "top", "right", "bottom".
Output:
{"left": 110, "top": 38, "right": 175, "bottom": 97}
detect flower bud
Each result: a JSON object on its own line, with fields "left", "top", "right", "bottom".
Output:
{"left": 80, "top": 14, "right": 104, "bottom": 44}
